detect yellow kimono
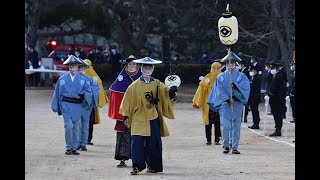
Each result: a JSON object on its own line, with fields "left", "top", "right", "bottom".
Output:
{"left": 84, "top": 59, "right": 109, "bottom": 124}
{"left": 192, "top": 62, "right": 221, "bottom": 125}
{"left": 119, "top": 78, "right": 177, "bottom": 137}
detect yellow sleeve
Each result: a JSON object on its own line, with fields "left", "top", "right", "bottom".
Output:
{"left": 193, "top": 84, "right": 207, "bottom": 109}
{"left": 119, "top": 84, "right": 134, "bottom": 127}
{"left": 98, "top": 83, "right": 109, "bottom": 107}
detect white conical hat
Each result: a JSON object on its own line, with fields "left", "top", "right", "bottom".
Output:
{"left": 220, "top": 51, "right": 242, "bottom": 62}
{"left": 63, "top": 55, "right": 84, "bottom": 65}
{"left": 133, "top": 57, "right": 162, "bottom": 64}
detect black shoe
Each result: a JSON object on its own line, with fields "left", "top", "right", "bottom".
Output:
{"left": 76, "top": 146, "right": 80, "bottom": 150}
{"left": 87, "top": 142, "right": 94, "bottom": 145}
{"left": 248, "top": 125, "right": 260, "bottom": 129}
{"left": 214, "top": 142, "right": 221, "bottom": 145}
{"left": 146, "top": 168, "right": 158, "bottom": 173}
{"left": 223, "top": 147, "right": 230, "bottom": 154}
{"left": 80, "top": 146, "right": 87, "bottom": 151}
{"left": 65, "top": 150, "right": 72, "bottom": 155}
{"left": 130, "top": 167, "right": 139, "bottom": 175}
{"left": 117, "top": 160, "right": 127, "bottom": 168}
{"left": 232, "top": 150, "right": 240, "bottom": 154}
{"left": 71, "top": 149, "right": 80, "bottom": 155}
{"left": 206, "top": 142, "right": 212, "bottom": 145}
{"left": 269, "top": 131, "right": 281, "bottom": 137}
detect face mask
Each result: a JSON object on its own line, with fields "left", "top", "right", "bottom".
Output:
{"left": 236, "top": 66, "right": 240, "bottom": 70}
{"left": 111, "top": 49, "right": 116, "bottom": 54}
{"left": 265, "top": 66, "right": 270, "bottom": 71}
{"left": 75, "top": 52, "right": 80, "bottom": 57}
{"left": 290, "top": 65, "right": 295, "bottom": 71}
{"left": 249, "top": 72, "right": 255, "bottom": 77}
{"left": 226, "top": 64, "right": 236, "bottom": 70}
{"left": 213, "top": 67, "right": 220, "bottom": 71}
{"left": 141, "top": 65, "right": 154, "bottom": 76}
{"left": 128, "top": 67, "right": 136, "bottom": 72}
{"left": 271, "top": 69, "right": 277, "bottom": 75}
{"left": 251, "top": 60, "right": 254, "bottom": 64}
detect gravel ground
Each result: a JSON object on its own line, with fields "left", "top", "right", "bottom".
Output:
{"left": 25, "top": 87, "right": 295, "bottom": 180}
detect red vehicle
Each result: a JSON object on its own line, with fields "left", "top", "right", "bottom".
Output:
{"left": 48, "top": 44, "right": 96, "bottom": 82}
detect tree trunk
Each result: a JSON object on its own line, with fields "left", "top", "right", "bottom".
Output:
{"left": 271, "top": 0, "right": 294, "bottom": 78}
{"left": 25, "top": 0, "right": 40, "bottom": 48}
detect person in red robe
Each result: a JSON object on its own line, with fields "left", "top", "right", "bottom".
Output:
{"left": 108, "top": 55, "right": 142, "bottom": 167}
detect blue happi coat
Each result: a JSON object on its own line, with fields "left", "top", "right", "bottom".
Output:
{"left": 81, "top": 73, "right": 100, "bottom": 119}
{"left": 51, "top": 72, "right": 93, "bottom": 120}
{"left": 207, "top": 69, "right": 250, "bottom": 119}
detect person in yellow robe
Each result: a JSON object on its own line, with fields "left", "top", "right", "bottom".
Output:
{"left": 119, "top": 57, "right": 178, "bottom": 175}
{"left": 83, "top": 59, "right": 109, "bottom": 145}
{"left": 192, "top": 62, "right": 222, "bottom": 145}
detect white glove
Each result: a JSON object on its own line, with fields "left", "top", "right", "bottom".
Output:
{"left": 199, "top": 76, "right": 204, "bottom": 80}
{"left": 123, "top": 117, "right": 129, "bottom": 127}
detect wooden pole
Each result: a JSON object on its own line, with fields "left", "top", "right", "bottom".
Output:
{"left": 228, "top": 48, "right": 234, "bottom": 112}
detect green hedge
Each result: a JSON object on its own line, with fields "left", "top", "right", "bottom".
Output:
{"left": 93, "top": 64, "right": 212, "bottom": 84}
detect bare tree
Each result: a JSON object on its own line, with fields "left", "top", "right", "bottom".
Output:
{"left": 25, "top": 0, "right": 40, "bottom": 48}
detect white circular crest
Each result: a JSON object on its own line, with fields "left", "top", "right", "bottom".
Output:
{"left": 93, "top": 76, "right": 98, "bottom": 82}
{"left": 204, "top": 78, "right": 210, "bottom": 84}
{"left": 80, "top": 80, "right": 85, "bottom": 85}
{"left": 117, "top": 75, "right": 123, "bottom": 81}
{"left": 59, "top": 80, "right": 65, "bottom": 86}
{"left": 165, "top": 75, "right": 181, "bottom": 88}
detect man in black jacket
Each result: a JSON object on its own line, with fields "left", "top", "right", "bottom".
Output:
{"left": 288, "top": 61, "right": 295, "bottom": 123}
{"left": 109, "top": 45, "right": 122, "bottom": 80}
{"left": 268, "top": 61, "right": 287, "bottom": 136}
{"left": 238, "top": 60, "right": 250, "bottom": 122}
{"left": 26, "top": 45, "right": 40, "bottom": 87}
{"left": 247, "top": 66, "right": 262, "bottom": 129}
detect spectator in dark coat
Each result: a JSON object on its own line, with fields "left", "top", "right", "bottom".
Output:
{"left": 247, "top": 66, "right": 262, "bottom": 129}
{"left": 268, "top": 61, "right": 287, "bottom": 136}
{"left": 109, "top": 45, "right": 122, "bottom": 80}
{"left": 26, "top": 45, "right": 40, "bottom": 86}
{"left": 238, "top": 60, "right": 250, "bottom": 122}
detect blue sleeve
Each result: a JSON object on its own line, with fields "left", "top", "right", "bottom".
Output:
{"left": 51, "top": 79, "right": 62, "bottom": 115}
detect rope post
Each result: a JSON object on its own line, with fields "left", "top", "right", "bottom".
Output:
{"left": 285, "top": 96, "right": 290, "bottom": 141}
{"left": 264, "top": 95, "right": 269, "bottom": 134}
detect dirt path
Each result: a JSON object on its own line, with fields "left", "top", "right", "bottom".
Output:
{"left": 25, "top": 89, "right": 295, "bottom": 180}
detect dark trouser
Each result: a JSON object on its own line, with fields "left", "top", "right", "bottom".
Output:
{"left": 205, "top": 123, "right": 212, "bottom": 142}
{"left": 131, "top": 118, "right": 163, "bottom": 172}
{"left": 270, "top": 97, "right": 284, "bottom": 131}
{"left": 282, "top": 98, "right": 287, "bottom": 118}
{"left": 88, "top": 109, "right": 95, "bottom": 143}
{"left": 115, "top": 127, "right": 131, "bottom": 160}
{"left": 111, "top": 65, "right": 121, "bottom": 80}
{"left": 249, "top": 100, "right": 260, "bottom": 125}
{"left": 28, "top": 72, "right": 41, "bottom": 86}
{"left": 244, "top": 104, "right": 249, "bottom": 121}
{"left": 290, "top": 96, "right": 295, "bottom": 119}
{"left": 206, "top": 110, "right": 221, "bottom": 143}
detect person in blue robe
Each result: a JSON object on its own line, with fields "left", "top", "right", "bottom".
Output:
{"left": 207, "top": 52, "right": 250, "bottom": 154}
{"left": 74, "top": 61, "right": 100, "bottom": 151}
{"left": 51, "top": 55, "right": 92, "bottom": 155}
